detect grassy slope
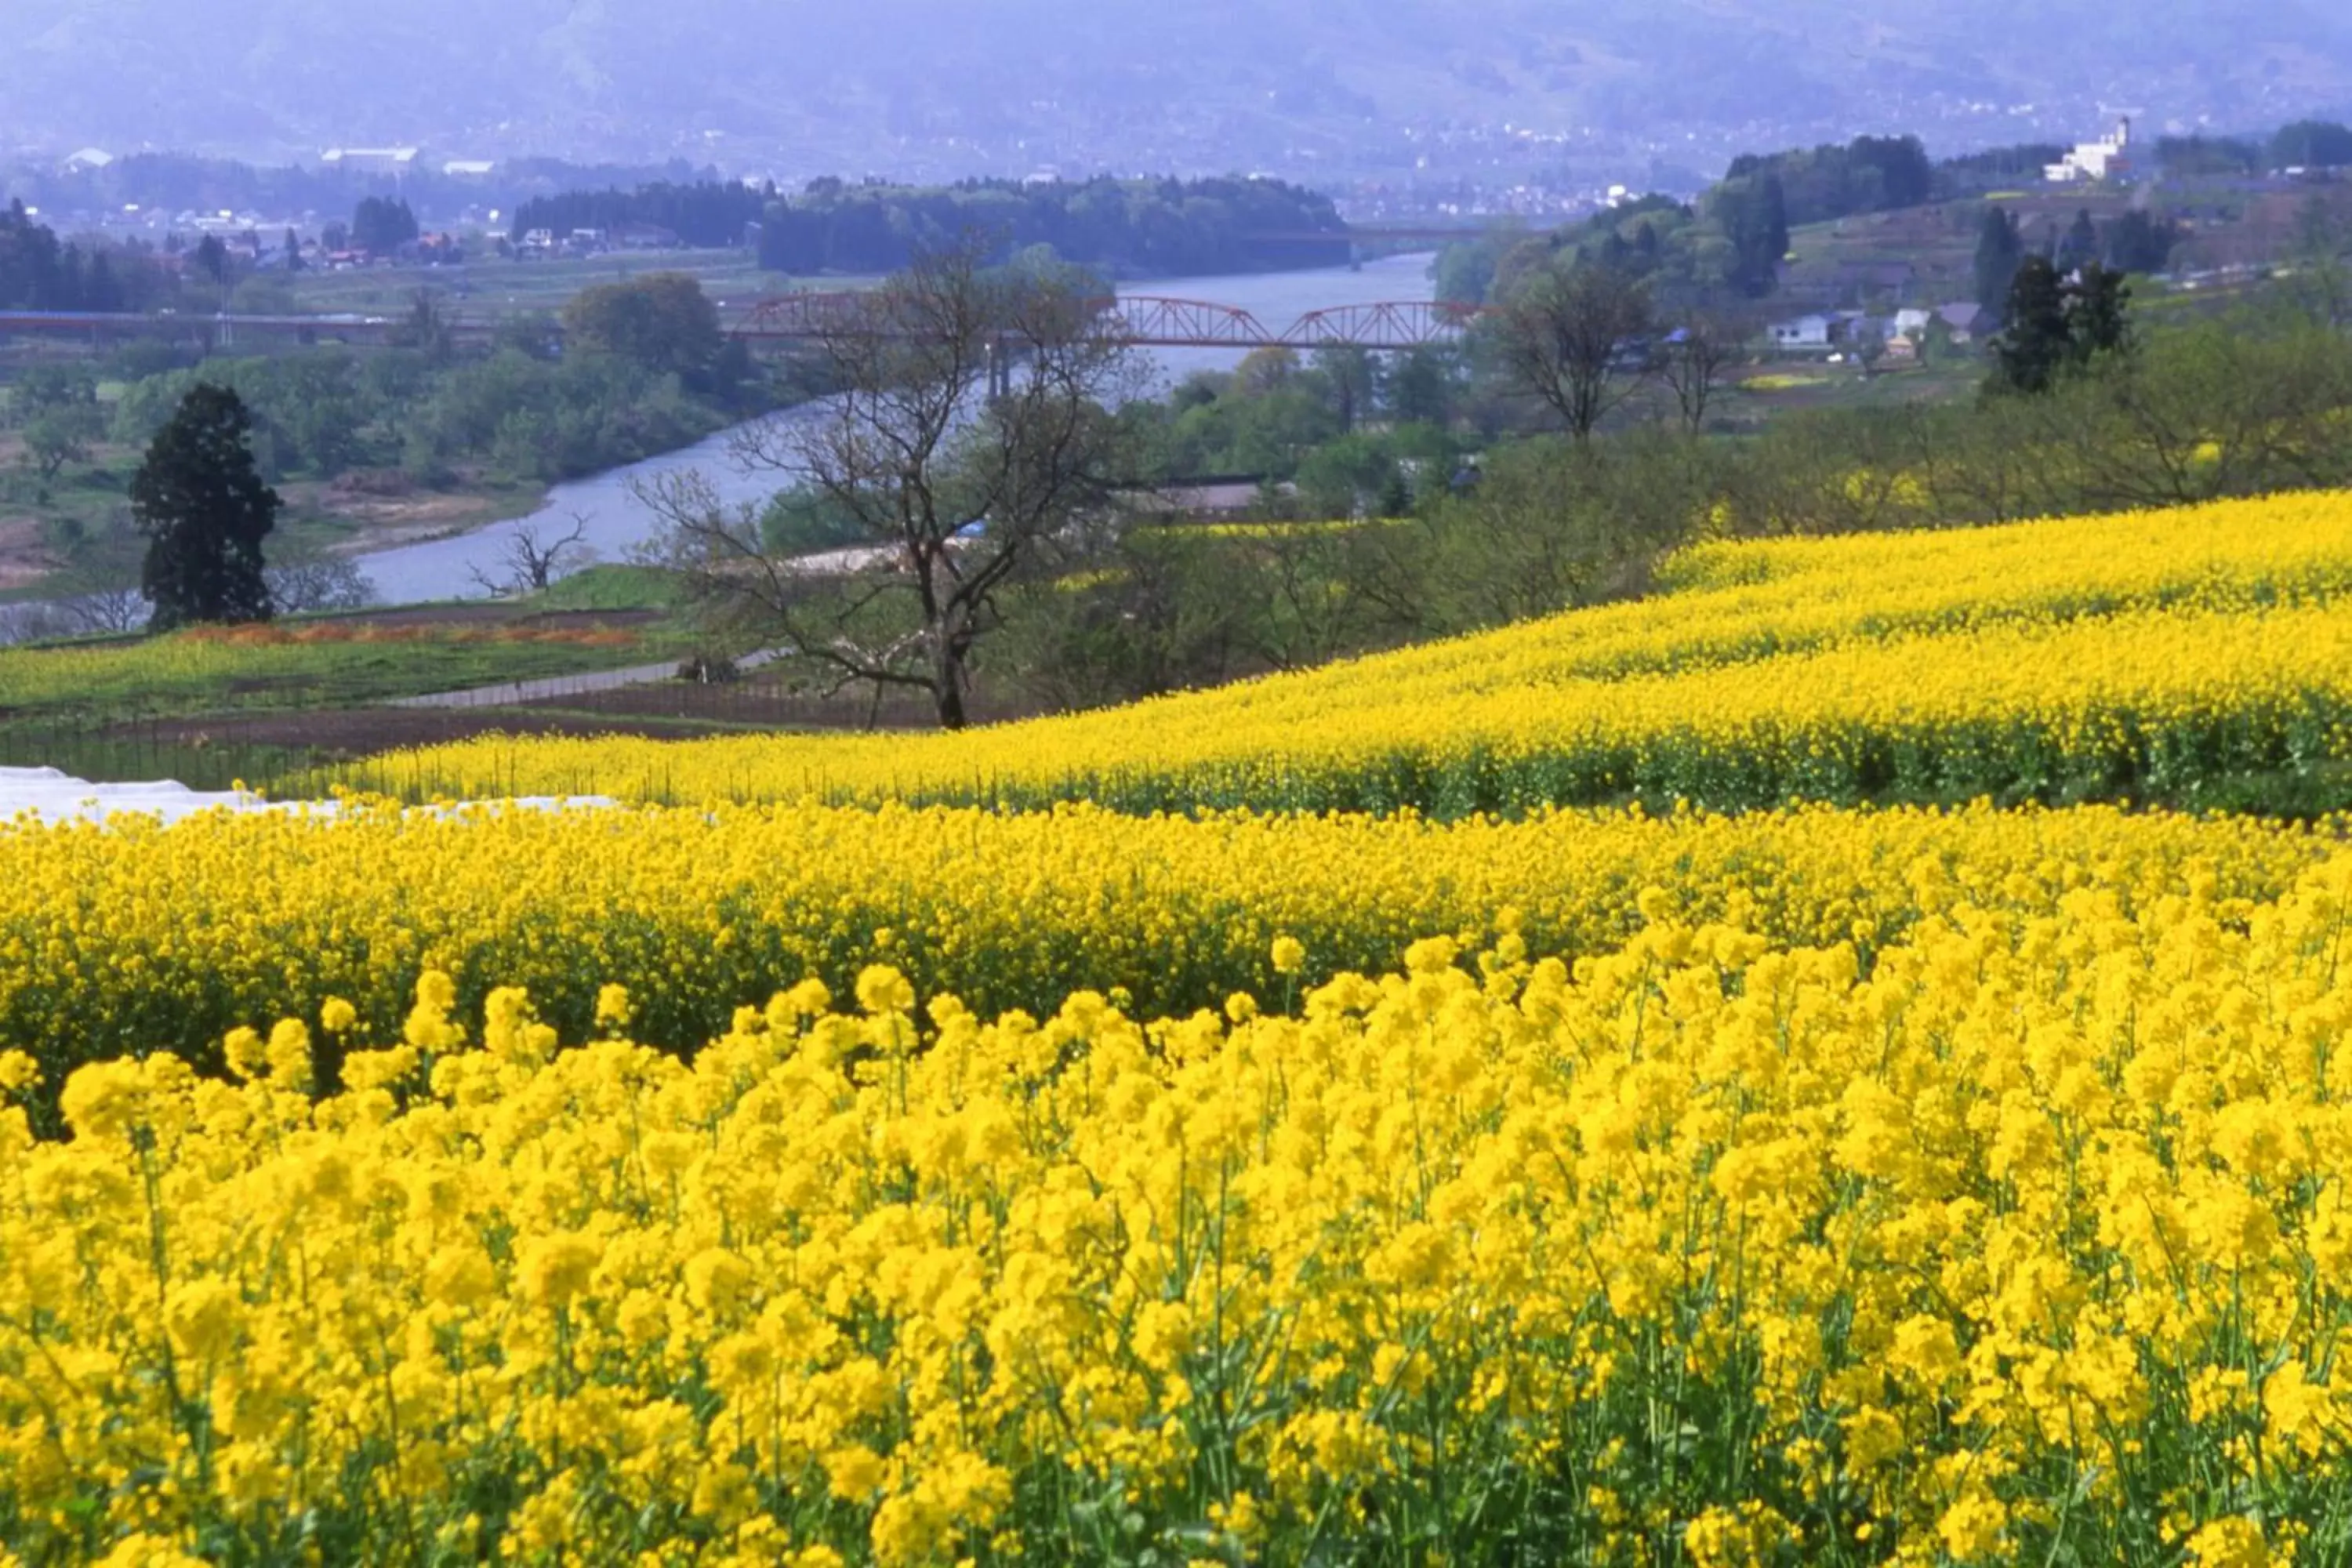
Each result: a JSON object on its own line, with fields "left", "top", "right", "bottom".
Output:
{"left": 0, "top": 612, "right": 696, "bottom": 724}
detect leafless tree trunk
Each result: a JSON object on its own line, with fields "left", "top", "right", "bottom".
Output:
{"left": 267, "top": 548, "right": 377, "bottom": 614}
{"left": 1658, "top": 311, "right": 1748, "bottom": 434}
{"left": 1491, "top": 264, "right": 1656, "bottom": 444}
{"left": 469, "top": 514, "right": 592, "bottom": 597}
{"left": 639, "top": 237, "right": 1142, "bottom": 729}
{"left": 46, "top": 510, "right": 152, "bottom": 633}
{"left": 61, "top": 583, "right": 151, "bottom": 636}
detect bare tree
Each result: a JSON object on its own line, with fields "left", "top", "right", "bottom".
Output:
{"left": 469, "top": 514, "right": 593, "bottom": 597}
{"left": 1491, "top": 263, "right": 1656, "bottom": 444}
{"left": 1657, "top": 310, "right": 1749, "bottom": 434}
{"left": 60, "top": 583, "right": 151, "bottom": 636}
{"left": 266, "top": 547, "right": 378, "bottom": 614}
{"left": 641, "top": 238, "right": 1141, "bottom": 729}
{"left": 45, "top": 510, "right": 151, "bottom": 634}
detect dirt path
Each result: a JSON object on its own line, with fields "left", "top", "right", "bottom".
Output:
{"left": 387, "top": 648, "right": 787, "bottom": 709}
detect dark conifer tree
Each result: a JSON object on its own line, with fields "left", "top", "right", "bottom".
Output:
{"left": 2067, "top": 263, "right": 2133, "bottom": 361}
{"left": 1989, "top": 256, "right": 2074, "bottom": 394}
{"left": 2058, "top": 209, "right": 2100, "bottom": 274}
{"left": 130, "top": 385, "right": 281, "bottom": 630}
{"left": 1974, "top": 208, "right": 2027, "bottom": 321}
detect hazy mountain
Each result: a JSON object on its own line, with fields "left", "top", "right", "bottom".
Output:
{"left": 5, "top": 0, "right": 2350, "bottom": 179}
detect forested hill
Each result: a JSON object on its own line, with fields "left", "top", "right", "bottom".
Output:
{"left": 508, "top": 178, "right": 1352, "bottom": 277}
{"left": 5, "top": 0, "right": 2351, "bottom": 178}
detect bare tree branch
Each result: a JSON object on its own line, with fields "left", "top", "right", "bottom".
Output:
{"left": 1657, "top": 310, "right": 1749, "bottom": 435}
{"left": 639, "top": 236, "right": 1141, "bottom": 728}
{"left": 1491, "top": 264, "right": 1657, "bottom": 445}
{"left": 468, "top": 514, "right": 593, "bottom": 597}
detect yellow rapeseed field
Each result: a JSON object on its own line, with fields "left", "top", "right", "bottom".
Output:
{"left": 0, "top": 800, "right": 2325, "bottom": 1102}
{"left": 6, "top": 851, "right": 2352, "bottom": 1563}
{"left": 13, "top": 494, "right": 2352, "bottom": 1564}
{"left": 365, "top": 493, "right": 2352, "bottom": 813}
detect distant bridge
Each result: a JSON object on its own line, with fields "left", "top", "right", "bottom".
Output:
{"left": 0, "top": 297, "right": 1493, "bottom": 354}
{"left": 1247, "top": 227, "right": 1495, "bottom": 245}
{"left": 731, "top": 294, "right": 1489, "bottom": 351}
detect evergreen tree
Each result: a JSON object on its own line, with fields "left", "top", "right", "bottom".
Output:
{"left": 130, "top": 385, "right": 280, "bottom": 630}
{"left": 85, "top": 251, "right": 121, "bottom": 312}
{"left": 2058, "top": 209, "right": 2100, "bottom": 274}
{"left": 1973, "top": 209, "right": 2026, "bottom": 321}
{"left": 1713, "top": 172, "right": 1791, "bottom": 298}
{"left": 2104, "top": 209, "right": 2179, "bottom": 274}
{"left": 351, "top": 197, "right": 419, "bottom": 255}
{"left": 2270, "top": 120, "right": 2352, "bottom": 171}
{"left": 191, "top": 233, "right": 230, "bottom": 292}
{"left": 1988, "top": 256, "right": 2074, "bottom": 395}
{"left": 2067, "top": 263, "right": 2132, "bottom": 360}
{"left": 1987, "top": 258, "right": 2134, "bottom": 395}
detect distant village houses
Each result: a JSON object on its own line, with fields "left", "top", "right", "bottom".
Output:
{"left": 1767, "top": 300, "right": 1987, "bottom": 358}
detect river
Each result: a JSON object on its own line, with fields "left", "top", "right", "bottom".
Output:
{"left": 350, "top": 253, "right": 1437, "bottom": 605}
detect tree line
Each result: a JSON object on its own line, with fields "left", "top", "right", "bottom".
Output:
{"left": 1438, "top": 115, "right": 2352, "bottom": 311}
{"left": 2154, "top": 121, "right": 2352, "bottom": 177}
{"left": 0, "top": 152, "right": 726, "bottom": 229}
{"left": 511, "top": 174, "right": 1352, "bottom": 275}
{"left": 507, "top": 181, "right": 768, "bottom": 249}
{"left": 0, "top": 200, "right": 180, "bottom": 312}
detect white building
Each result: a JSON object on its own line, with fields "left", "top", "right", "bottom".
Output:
{"left": 321, "top": 147, "right": 422, "bottom": 173}
{"left": 2046, "top": 119, "right": 2133, "bottom": 183}
{"left": 1769, "top": 314, "right": 1835, "bottom": 350}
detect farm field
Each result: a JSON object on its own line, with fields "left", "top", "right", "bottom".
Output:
{"left": 370, "top": 492, "right": 2352, "bottom": 818}
{"left": 0, "top": 579, "right": 727, "bottom": 786}
{"left": 0, "top": 614, "right": 676, "bottom": 721}
{"left": 6, "top": 492, "right": 2352, "bottom": 1563}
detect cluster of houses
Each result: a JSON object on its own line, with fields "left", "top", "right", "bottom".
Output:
{"left": 514, "top": 223, "right": 687, "bottom": 258}
{"left": 147, "top": 227, "right": 472, "bottom": 276}
{"left": 1766, "top": 302, "right": 1988, "bottom": 363}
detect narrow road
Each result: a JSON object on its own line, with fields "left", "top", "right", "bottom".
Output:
{"left": 387, "top": 648, "right": 788, "bottom": 710}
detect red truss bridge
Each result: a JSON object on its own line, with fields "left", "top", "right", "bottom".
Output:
{"left": 730, "top": 293, "right": 1489, "bottom": 351}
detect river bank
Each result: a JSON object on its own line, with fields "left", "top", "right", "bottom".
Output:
{"left": 0, "top": 254, "right": 1437, "bottom": 622}
{"left": 351, "top": 253, "right": 1439, "bottom": 605}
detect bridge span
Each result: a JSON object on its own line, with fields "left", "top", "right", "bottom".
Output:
{"left": 0, "top": 296, "right": 1488, "bottom": 354}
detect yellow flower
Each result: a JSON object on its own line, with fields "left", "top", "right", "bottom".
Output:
{"left": 825, "top": 1446, "right": 888, "bottom": 1501}
{"left": 2187, "top": 1517, "right": 2276, "bottom": 1568}
{"left": 59, "top": 1059, "right": 143, "bottom": 1141}
{"left": 163, "top": 1279, "right": 242, "bottom": 1363}
{"left": 855, "top": 965, "right": 916, "bottom": 1016}
{"left": 517, "top": 1232, "right": 601, "bottom": 1308}
{"left": 1936, "top": 1493, "right": 2009, "bottom": 1562}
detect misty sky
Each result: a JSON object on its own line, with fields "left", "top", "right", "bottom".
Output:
{"left": 4, "top": 0, "right": 2350, "bottom": 180}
